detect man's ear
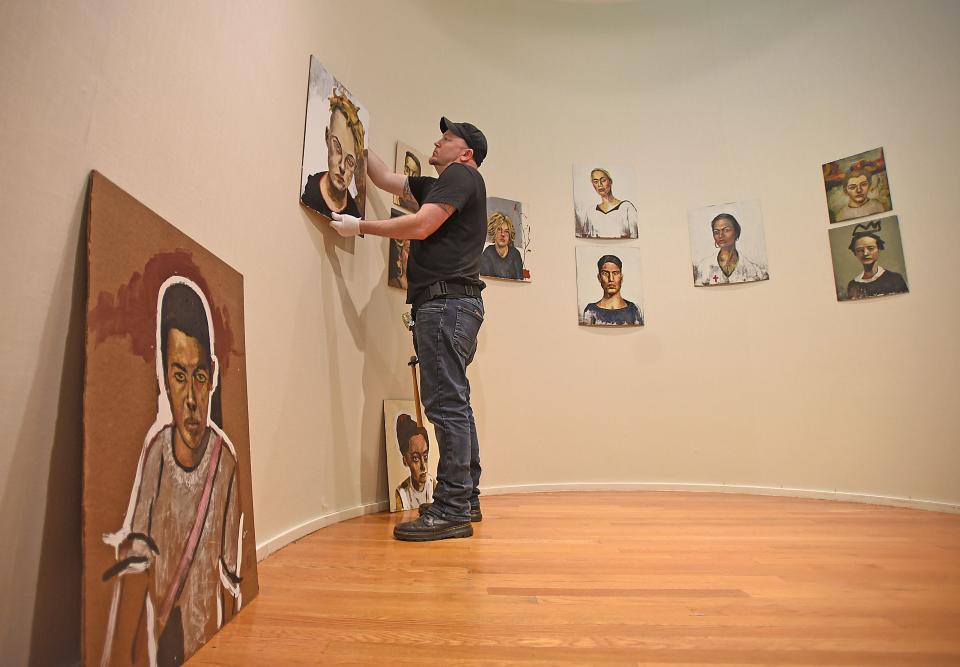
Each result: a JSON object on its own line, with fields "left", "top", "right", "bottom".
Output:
{"left": 460, "top": 148, "right": 474, "bottom": 164}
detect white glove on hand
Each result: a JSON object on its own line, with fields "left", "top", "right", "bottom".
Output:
{"left": 330, "top": 211, "right": 362, "bottom": 237}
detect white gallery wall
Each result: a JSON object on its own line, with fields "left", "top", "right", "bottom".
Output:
{"left": 2, "top": 1, "right": 958, "bottom": 663}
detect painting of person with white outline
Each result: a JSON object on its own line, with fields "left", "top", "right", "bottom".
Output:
{"left": 101, "top": 278, "right": 243, "bottom": 666}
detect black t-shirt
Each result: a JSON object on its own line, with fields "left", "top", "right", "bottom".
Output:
{"left": 301, "top": 172, "right": 361, "bottom": 219}
{"left": 406, "top": 163, "right": 487, "bottom": 303}
{"left": 846, "top": 269, "right": 908, "bottom": 299}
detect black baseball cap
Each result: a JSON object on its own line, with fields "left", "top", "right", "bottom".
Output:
{"left": 440, "top": 116, "right": 487, "bottom": 167}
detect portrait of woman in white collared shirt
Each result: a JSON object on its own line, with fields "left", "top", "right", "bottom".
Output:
{"left": 688, "top": 199, "right": 770, "bottom": 287}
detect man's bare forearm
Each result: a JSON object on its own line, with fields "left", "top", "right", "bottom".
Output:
{"left": 366, "top": 149, "right": 406, "bottom": 196}
{"left": 359, "top": 203, "right": 453, "bottom": 240}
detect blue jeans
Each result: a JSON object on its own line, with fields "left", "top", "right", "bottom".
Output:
{"left": 413, "top": 296, "right": 484, "bottom": 523}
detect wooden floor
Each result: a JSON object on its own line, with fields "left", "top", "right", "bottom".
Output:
{"left": 189, "top": 492, "right": 960, "bottom": 666}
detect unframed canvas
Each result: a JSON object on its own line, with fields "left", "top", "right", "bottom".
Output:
{"left": 83, "top": 172, "right": 259, "bottom": 667}
{"left": 480, "top": 196, "right": 532, "bottom": 282}
{"left": 822, "top": 146, "right": 892, "bottom": 224}
{"left": 572, "top": 163, "right": 640, "bottom": 239}
{"left": 300, "top": 55, "right": 370, "bottom": 222}
{"left": 687, "top": 199, "right": 770, "bottom": 287}
{"left": 384, "top": 400, "right": 440, "bottom": 512}
{"left": 575, "top": 245, "right": 644, "bottom": 326}
{"left": 828, "top": 215, "right": 909, "bottom": 301}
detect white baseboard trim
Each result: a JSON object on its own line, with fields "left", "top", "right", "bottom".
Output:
{"left": 480, "top": 482, "right": 960, "bottom": 514}
{"left": 254, "top": 484, "right": 958, "bottom": 562}
{"left": 255, "top": 500, "right": 389, "bottom": 562}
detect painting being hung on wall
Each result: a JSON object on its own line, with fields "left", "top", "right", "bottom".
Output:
{"left": 82, "top": 172, "right": 259, "bottom": 667}
{"left": 393, "top": 141, "right": 433, "bottom": 212}
{"left": 828, "top": 216, "right": 909, "bottom": 301}
{"left": 480, "top": 197, "right": 532, "bottom": 282}
{"left": 572, "top": 163, "right": 639, "bottom": 239}
{"left": 822, "top": 147, "right": 892, "bottom": 224}
{"left": 576, "top": 245, "right": 644, "bottom": 326}
{"left": 384, "top": 400, "right": 440, "bottom": 512}
{"left": 688, "top": 199, "right": 770, "bottom": 287}
{"left": 300, "top": 55, "right": 370, "bottom": 222}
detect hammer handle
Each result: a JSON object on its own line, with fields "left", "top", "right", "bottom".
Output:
{"left": 410, "top": 363, "right": 423, "bottom": 427}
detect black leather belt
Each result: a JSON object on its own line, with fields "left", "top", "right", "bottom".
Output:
{"left": 412, "top": 280, "right": 481, "bottom": 314}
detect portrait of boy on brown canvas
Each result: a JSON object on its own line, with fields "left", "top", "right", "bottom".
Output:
{"left": 100, "top": 278, "right": 245, "bottom": 665}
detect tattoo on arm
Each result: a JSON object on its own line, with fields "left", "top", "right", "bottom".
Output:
{"left": 402, "top": 178, "right": 413, "bottom": 202}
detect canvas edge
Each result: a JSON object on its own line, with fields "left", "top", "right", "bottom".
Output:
{"left": 298, "top": 55, "right": 313, "bottom": 209}
{"left": 80, "top": 170, "right": 98, "bottom": 667}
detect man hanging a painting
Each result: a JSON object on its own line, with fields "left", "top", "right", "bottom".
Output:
{"left": 328, "top": 117, "right": 489, "bottom": 542}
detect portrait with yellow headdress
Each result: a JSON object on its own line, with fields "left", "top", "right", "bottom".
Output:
{"left": 300, "top": 56, "right": 370, "bottom": 222}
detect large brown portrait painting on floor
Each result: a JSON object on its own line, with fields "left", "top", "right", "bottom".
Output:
{"left": 82, "top": 172, "right": 259, "bottom": 666}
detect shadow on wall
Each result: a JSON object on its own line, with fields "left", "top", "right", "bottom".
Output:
{"left": 304, "top": 207, "right": 394, "bottom": 510}
{"left": 0, "top": 184, "right": 87, "bottom": 665}
{"left": 33, "top": 186, "right": 87, "bottom": 666}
